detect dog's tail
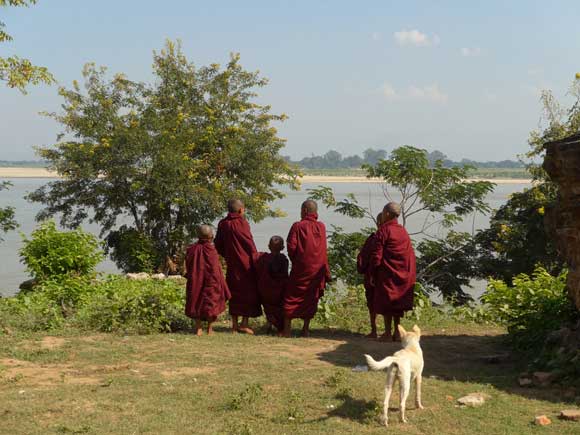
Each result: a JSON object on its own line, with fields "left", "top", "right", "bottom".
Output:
{"left": 364, "top": 354, "right": 397, "bottom": 371}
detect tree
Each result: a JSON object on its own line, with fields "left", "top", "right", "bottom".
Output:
{"left": 1, "top": 0, "right": 54, "bottom": 92}
{"left": 475, "top": 79, "right": 580, "bottom": 282}
{"left": 0, "top": 181, "right": 17, "bottom": 241}
{"left": 309, "top": 146, "right": 495, "bottom": 302}
{"left": 28, "top": 40, "right": 300, "bottom": 272}
{"left": 362, "top": 148, "right": 387, "bottom": 166}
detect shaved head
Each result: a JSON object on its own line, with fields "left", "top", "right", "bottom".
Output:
{"left": 383, "top": 202, "right": 401, "bottom": 217}
{"left": 269, "top": 235, "right": 285, "bottom": 253}
{"left": 301, "top": 200, "right": 318, "bottom": 214}
{"left": 227, "top": 198, "right": 244, "bottom": 214}
{"left": 197, "top": 224, "right": 214, "bottom": 240}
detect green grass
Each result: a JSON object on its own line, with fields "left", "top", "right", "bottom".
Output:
{"left": 1, "top": 321, "right": 578, "bottom": 434}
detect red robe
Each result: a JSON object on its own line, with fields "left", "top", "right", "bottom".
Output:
{"left": 215, "top": 212, "right": 261, "bottom": 318}
{"left": 369, "top": 218, "right": 416, "bottom": 316}
{"left": 252, "top": 252, "right": 288, "bottom": 331}
{"left": 185, "top": 240, "right": 231, "bottom": 320}
{"left": 284, "top": 213, "right": 331, "bottom": 320}
{"left": 357, "top": 233, "right": 377, "bottom": 312}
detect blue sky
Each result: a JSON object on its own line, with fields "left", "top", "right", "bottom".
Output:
{"left": 1, "top": 0, "right": 579, "bottom": 160}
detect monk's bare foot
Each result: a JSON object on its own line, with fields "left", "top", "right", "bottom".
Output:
{"left": 195, "top": 328, "right": 203, "bottom": 337}
{"left": 378, "top": 333, "right": 392, "bottom": 342}
{"left": 238, "top": 327, "right": 254, "bottom": 335}
{"left": 232, "top": 328, "right": 239, "bottom": 334}
{"left": 365, "top": 332, "right": 378, "bottom": 339}
{"left": 207, "top": 328, "right": 214, "bottom": 336}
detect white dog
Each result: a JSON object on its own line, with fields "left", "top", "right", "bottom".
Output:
{"left": 364, "top": 324, "right": 424, "bottom": 427}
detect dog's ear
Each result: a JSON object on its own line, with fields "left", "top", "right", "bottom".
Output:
{"left": 397, "top": 324, "right": 407, "bottom": 337}
{"left": 412, "top": 324, "right": 421, "bottom": 337}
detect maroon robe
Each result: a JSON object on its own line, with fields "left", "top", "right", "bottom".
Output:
{"left": 357, "top": 233, "right": 377, "bottom": 312}
{"left": 284, "top": 213, "right": 331, "bottom": 320}
{"left": 369, "top": 218, "right": 416, "bottom": 316}
{"left": 252, "top": 252, "right": 289, "bottom": 331}
{"left": 185, "top": 240, "right": 231, "bottom": 320}
{"left": 214, "top": 213, "right": 262, "bottom": 318}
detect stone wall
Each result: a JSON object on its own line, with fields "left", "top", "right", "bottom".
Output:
{"left": 543, "top": 133, "right": 580, "bottom": 310}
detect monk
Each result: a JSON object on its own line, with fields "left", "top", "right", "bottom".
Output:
{"left": 214, "top": 199, "right": 261, "bottom": 334}
{"left": 283, "top": 200, "right": 331, "bottom": 338}
{"left": 356, "top": 212, "right": 384, "bottom": 339}
{"left": 369, "top": 202, "right": 416, "bottom": 342}
{"left": 252, "top": 236, "right": 289, "bottom": 334}
{"left": 185, "top": 225, "right": 231, "bottom": 336}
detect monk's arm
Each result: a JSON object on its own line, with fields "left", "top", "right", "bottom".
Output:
{"left": 286, "top": 224, "right": 298, "bottom": 261}
{"left": 241, "top": 221, "right": 258, "bottom": 255}
{"left": 369, "top": 230, "right": 385, "bottom": 272}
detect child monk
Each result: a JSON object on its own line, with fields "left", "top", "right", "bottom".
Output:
{"left": 357, "top": 212, "right": 384, "bottom": 339}
{"left": 185, "top": 224, "right": 231, "bottom": 336}
{"left": 252, "top": 236, "right": 289, "bottom": 334}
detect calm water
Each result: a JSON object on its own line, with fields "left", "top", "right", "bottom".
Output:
{"left": 0, "top": 178, "right": 530, "bottom": 297}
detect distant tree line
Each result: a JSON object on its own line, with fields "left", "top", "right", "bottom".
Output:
{"left": 286, "top": 148, "right": 524, "bottom": 170}
{"left": 0, "top": 160, "right": 48, "bottom": 168}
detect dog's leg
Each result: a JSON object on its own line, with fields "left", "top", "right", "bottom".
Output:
{"left": 415, "top": 373, "right": 424, "bottom": 409}
{"left": 382, "top": 367, "right": 396, "bottom": 427}
{"left": 399, "top": 368, "right": 410, "bottom": 424}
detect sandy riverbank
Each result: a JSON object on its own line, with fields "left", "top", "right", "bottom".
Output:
{"left": 0, "top": 168, "right": 533, "bottom": 184}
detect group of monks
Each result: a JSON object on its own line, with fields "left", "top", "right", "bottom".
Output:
{"left": 184, "top": 198, "right": 416, "bottom": 341}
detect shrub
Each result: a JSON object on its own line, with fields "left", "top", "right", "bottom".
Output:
{"left": 482, "top": 267, "right": 574, "bottom": 348}
{"left": 20, "top": 221, "right": 104, "bottom": 281}
{"left": 73, "top": 276, "right": 193, "bottom": 333}
{"left": 105, "top": 225, "right": 158, "bottom": 273}
{"left": 0, "top": 291, "right": 65, "bottom": 331}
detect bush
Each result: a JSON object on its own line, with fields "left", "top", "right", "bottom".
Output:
{"left": 482, "top": 267, "right": 575, "bottom": 348}
{"left": 105, "top": 226, "right": 158, "bottom": 273}
{"left": 73, "top": 276, "right": 193, "bottom": 333}
{"left": 20, "top": 221, "right": 104, "bottom": 281}
{"left": 0, "top": 291, "right": 65, "bottom": 331}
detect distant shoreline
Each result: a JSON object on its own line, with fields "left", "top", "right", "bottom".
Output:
{"left": 0, "top": 167, "right": 533, "bottom": 184}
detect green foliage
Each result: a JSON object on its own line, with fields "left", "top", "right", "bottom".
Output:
{"left": 73, "top": 276, "right": 192, "bottom": 333}
{"left": 482, "top": 267, "right": 575, "bottom": 349}
{"left": 0, "top": 0, "right": 55, "bottom": 92}
{"left": 106, "top": 226, "right": 157, "bottom": 273}
{"left": 19, "top": 221, "right": 104, "bottom": 281}
{"left": 326, "top": 226, "right": 372, "bottom": 286}
{"left": 0, "top": 181, "right": 17, "bottom": 242}
{"left": 416, "top": 231, "right": 479, "bottom": 303}
{"left": 0, "top": 289, "right": 65, "bottom": 331}
{"left": 29, "top": 40, "right": 299, "bottom": 272}
{"left": 476, "top": 183, "right": 563, "bottom": 282}
{"left": 226, "top": 383, "right": 264, "bottom": 411}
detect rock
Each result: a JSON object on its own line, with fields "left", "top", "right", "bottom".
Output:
{"left": 534, "top": 415, "right": 552, "bottom": 426}
{"left": 533, "top": 371, "right": 554, "bottom": 386}
{"left": 18, "top": 278, "right": 37, "bottom": 292}
{"left": 518, "top": 377, "right": 533, "bottom": 387}
{"left": 126, "top": 272, "right": 150, "bottom": 280}
{"left": 560, "top": 409, "right": 580, "bottom": 421}
{"left": 151, "top": 273, "right": 167, "bottom": 280}
{"left": 457, "top": 393, "right": 491, "bottom": 408}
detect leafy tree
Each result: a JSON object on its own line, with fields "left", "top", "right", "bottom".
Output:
{"left": 28, "top": 40, "right": 300, "bottom": 272}
{"left": 310, "top": 146, "right": 495, "bottom": 301}
{"left": 0, "top": 181, "right": 17, "bottom": 242}
{"left": 0, "top": 0, "right": 54, "bottom": 92}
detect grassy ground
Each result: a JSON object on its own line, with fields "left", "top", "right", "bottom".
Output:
{"left": 1, "top": 320, "right": 578, "bottom": 435}
{"left": 301, "top": 168, "right": 530, "bottom": 179}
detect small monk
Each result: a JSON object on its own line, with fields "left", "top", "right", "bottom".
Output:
{"left": 357, "top": 212, "right": 385, "bottom": 339}
{"left": 370, "top": 202, "right": 416, "bottom": 342}
{"left": 252, "top": 236, "right": 289, "bottom": 334}
{"left": 214, "top": 199, "right": 262, "bottom": 334}
{"left": 283, "top": 200, "right": 331, "bottom": 338}
{"left": 185, "top": 225, "right": 231, "bottom": 336}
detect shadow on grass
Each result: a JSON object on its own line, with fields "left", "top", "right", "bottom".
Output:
{"left": 314, "top": 330, "right": 573, "bottom": 405}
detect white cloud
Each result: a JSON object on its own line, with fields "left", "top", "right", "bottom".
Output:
{"left": 379, "top": 82, "right": 448, "bottom": 103}
{"left": 381, "top": 82, "right": 399, "bottom": 100}
{"left": 461, "top": 47, "right": 482, "bottom": 57}
{"left": 393, "top": 29, "right": 439, "bottom": 47}
{"left": 408, "top": 84, "right": 449, "bottom": 103}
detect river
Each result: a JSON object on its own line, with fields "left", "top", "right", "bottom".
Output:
{"left": 0, "top": 178, "right": 530, "bottom": 297}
